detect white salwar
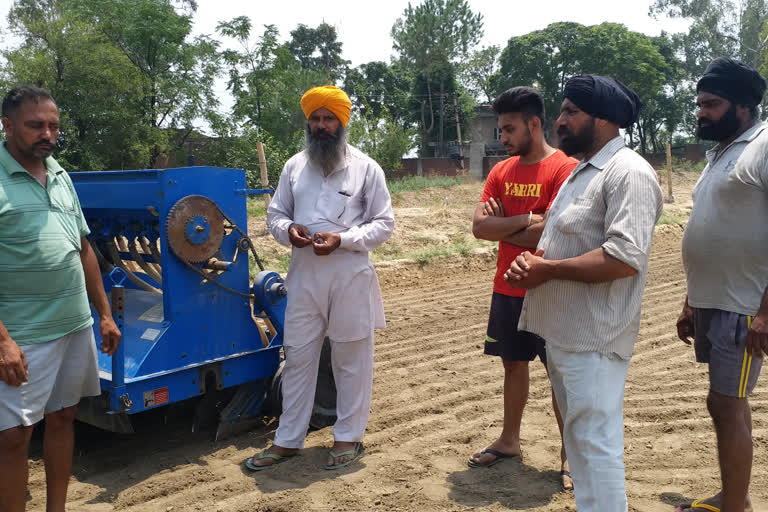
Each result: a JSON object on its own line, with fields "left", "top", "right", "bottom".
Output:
{"left": 546, "top": 345, "right": 631, "bottom": 512}
{"left": 267, "top": 144, "right": 394, "bottom": 447}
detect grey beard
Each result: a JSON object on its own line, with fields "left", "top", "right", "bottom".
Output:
{"left": 306, "top": 125, "right": 346, "bottom": 174}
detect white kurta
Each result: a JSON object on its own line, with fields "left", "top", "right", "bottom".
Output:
{"left": 267, "top": 144, "right": 394, "bottom": 447}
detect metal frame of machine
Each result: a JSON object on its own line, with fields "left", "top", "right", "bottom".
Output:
{"left": 71, "top": 167, "right": 286, "bottom": 435}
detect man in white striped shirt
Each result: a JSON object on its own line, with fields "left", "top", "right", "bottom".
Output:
{"left": 505, "top": 75, "right": 663, "bottom": 512}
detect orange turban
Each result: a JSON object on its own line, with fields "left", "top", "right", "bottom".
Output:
{"left": 300, "top": 85, "right": 351, "bottom": 127}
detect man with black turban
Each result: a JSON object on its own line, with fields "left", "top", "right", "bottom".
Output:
{"left": 504, "top": 75, "right": 663, "bottom": 512}
{"left": 676, "top": 57, "right": 768, "bottom": 512}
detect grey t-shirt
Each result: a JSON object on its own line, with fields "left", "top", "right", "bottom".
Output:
{"left": 682, "top": 122, "right": 768, "bottom": 316}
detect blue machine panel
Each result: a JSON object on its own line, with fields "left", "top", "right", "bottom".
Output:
{"left": 71, "top": 167, "right": 285, "bottom": 419}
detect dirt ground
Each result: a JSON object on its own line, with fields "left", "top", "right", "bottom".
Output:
{"left": 26, "top": 170, "right": 768, "bottom": 511}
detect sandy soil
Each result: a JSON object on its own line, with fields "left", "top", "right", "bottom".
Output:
{"left": 26, "top": 172, "right": 768, "bottom": 511}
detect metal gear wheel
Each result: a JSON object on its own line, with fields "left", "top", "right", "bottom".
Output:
{"left": 165, "top": 195, "right": 224, "bottom": 263}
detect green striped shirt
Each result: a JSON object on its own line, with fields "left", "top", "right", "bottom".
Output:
{"left": 0, "top": 143, "right": 93, "bottom": 345}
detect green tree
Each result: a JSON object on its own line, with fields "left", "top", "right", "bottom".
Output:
{"left": 493, "top": 22, "right": 669, "bottom": 151}
{"left": 459, "top": 45, "right": 500, "bottom": 103}
{"left": 286, "top": 23, "right": 349, "bottom": 81}
{"left": 650, "top": 0, "right": 768, "bottom": 70}
{"left": 343, "top": 61, "right": 411, "bottom": 128}
{"left": 196, "top": 128, "right": 303, "bottom": 188}
{"left": 391, "top": 0, "right": 483, "bottom": 156}
{"left": 2, "top": 0, "right": 152, "bottom": 170}
{"left": 69, "top": 0, "right": 221, "bottom": 166}
{"left": 347, "top": 113, "right": 416, "bottom": 173}
{"left": 217, "top": 18, "right": 281, "bottom": 128}
{"left": 215, "top": 17, "right": 330, "bottom": 168}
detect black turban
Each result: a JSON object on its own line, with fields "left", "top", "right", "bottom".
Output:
{"left": 697, "top": 57, "right": 766, "bottom": 107}
{"left": 563, "top": 75, "right": 642, "bottom": 128}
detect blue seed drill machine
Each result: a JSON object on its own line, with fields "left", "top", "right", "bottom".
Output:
{"left": 70, "top": 167, "right": 333, "bottom": 439}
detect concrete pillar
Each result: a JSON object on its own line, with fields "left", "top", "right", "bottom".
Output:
{"left": 469, "top": 142, "right": 486, "bottom": 180}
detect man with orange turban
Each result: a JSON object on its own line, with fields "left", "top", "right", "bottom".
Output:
{"left": 247, "top": 85, "right": 394, "bottom": 471}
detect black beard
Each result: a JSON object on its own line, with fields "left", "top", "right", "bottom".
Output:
{"left": 697, "top": 104, "right": 742, "bottom": 141}
{"left": 507, "top": 127, "right": 533, "bottom": 157}
{"left": 557, "top": 119, "right": 595, "bottom": 156}
{"left": 306, "top": 125, "right": 346, "bottom": 173}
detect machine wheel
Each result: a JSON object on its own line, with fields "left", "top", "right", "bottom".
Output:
{"left": 310, "top": 338, "right": 337, "bottom": 429}
{"left": 266, "top": 338, "right": 338, "bottom": 429}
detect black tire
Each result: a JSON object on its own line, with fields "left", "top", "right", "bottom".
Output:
{"left": 265, "top": 338, "right": 338, "bottom": 429}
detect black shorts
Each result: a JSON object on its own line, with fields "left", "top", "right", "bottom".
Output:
{"left": 484, "top": 292, "right": 546, "bottom": 363}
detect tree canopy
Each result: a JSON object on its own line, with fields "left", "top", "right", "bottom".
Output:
{"left": 1, "top": 0, "right": 766, "bottom": 182}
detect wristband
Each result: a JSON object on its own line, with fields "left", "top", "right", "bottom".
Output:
{"left": 527, "top": 211, "right": 533, "bottom": 227}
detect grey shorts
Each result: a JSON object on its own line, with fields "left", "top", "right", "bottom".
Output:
{"left": 0, "top": 328, "right": 101, "bottom": 431}
{"left": 694, "top": 308, "right": 762, "bottom": 398}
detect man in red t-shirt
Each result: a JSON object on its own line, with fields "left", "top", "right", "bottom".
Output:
{"left": 468, "top": 87, "right": 578, "bottom": 490}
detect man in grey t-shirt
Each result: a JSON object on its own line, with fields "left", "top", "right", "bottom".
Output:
{"left": 676, "top": 57, "right": 768, "bottom": 512}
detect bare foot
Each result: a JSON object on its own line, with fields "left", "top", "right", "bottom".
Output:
{"left": 247, "top": 444, "right": 298, "bottom": 468}
{"left": 468, "top": 438, "right": 521, "bottom": 466}
{"left": 674, "top": 491, "right": 753, "bottom": 512}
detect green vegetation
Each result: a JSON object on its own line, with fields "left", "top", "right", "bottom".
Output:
{"left": 246, "top": 198, "right": 267, "bottom": 218}
{"left": 411, "top": 247, "right": 453, "bottom": 266}
{"left": 657, "top": 214, "right": 687, "bottom": 226}
{"left": 249, "top": 252, "right": 291, "bottom": 281}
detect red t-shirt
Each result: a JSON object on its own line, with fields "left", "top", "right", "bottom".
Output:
{"left": 481, "top": 150, "right": 578, "bottom": 297}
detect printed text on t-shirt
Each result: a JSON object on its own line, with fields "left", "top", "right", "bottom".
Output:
{"left": 504, "top": 182, "right": 542, "bottom": 198}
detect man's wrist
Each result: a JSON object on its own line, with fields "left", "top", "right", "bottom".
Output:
{"left": 540, "top": 258, "right": 559, "bottom": 281}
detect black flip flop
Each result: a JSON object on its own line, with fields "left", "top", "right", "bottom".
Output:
{"left": 560, "top": 469, "right": 574, "bottom": 491}
{"left": 467, "top": 448, "right": 520, "bottom": 468}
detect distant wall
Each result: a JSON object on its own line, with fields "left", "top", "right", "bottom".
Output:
{"left": 483, "top": 156, "right": 506, "bottom": 177}
{"left": 394, "top": 143, "right": 708, "bottom": 180}
{"left": 641, "top": 144, "right": 708, "bottom": 169}
{"left": 398, "top": 157, "right": 470, "bottom": 177}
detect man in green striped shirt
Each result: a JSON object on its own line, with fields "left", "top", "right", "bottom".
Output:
{"left": 0, "top": 86, "right": 121, "bottom": 512}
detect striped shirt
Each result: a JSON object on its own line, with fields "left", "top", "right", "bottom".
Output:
{"left": 518, "top": 136, "right": 663, "bottom": 359}
{"left": 0, "top": 143, "right": 93, "bottom": 345}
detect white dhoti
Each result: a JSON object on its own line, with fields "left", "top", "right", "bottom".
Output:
{"left": 274, "top": 334, "right": 374, "bottom": 448}
{"left": 273, "top": 247, "right": 383, "bottom": 449}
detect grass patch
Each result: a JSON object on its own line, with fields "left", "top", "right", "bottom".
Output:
{"left": 249, "top": 252, "right": 291, "bottom": 280}
{"left": 410, "top": 247, "right": 453, "bottom": 266}
{"left": 371, "top": 245, "right": 403, "bottom": 262}
{"left": 455, "top": 243, "right": 472, "bottom": 256}
{"left": 657, "top": 214, "right": 686, "bottom": 225}
{"left": 387, "top": 175, "right": 467, "bottom": 200}
{"left": 404, "top": 239, "right": 491, "bottom": 267}
{"left": 247, "top": 198, "right": 267, "bottom": 218}
{"left": 656, "top": 157, "right": 707, "bottom": 175}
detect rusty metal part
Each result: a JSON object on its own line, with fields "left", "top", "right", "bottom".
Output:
{"left": 106, "top": 240, "right": 161, "bottom": 294}
{"left": 139, "top": 236, "right": 162, "bottom": 270}
{"left": 166, "top": 196, "right": 224, "bottom": 263}
{"left": 128, "top": 238, "right": 163, "bottom": 285}
{"left": 205, "top": 258, "right": 230, "bottom": 271}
